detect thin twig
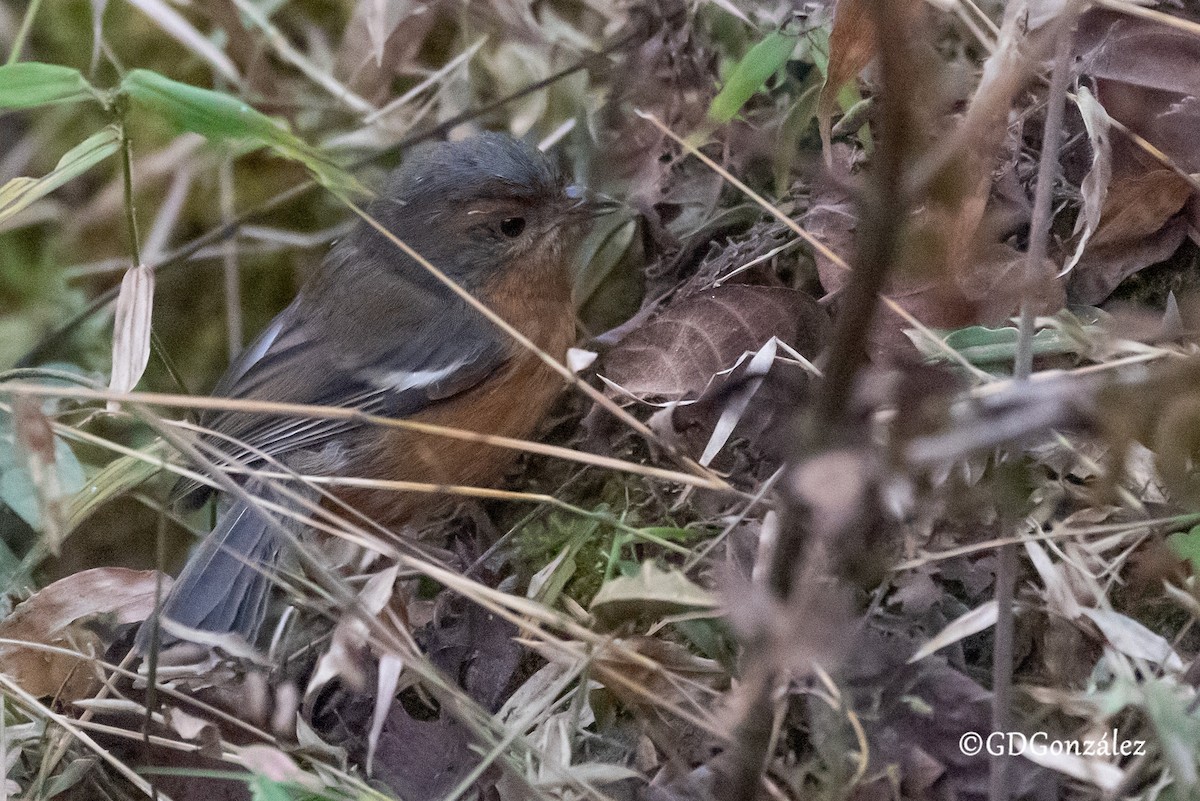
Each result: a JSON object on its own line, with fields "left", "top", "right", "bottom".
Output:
{"left": 219, "top": 157, "right": 243, "bottom": 360}
{"left": 995, "top": 10, "right": 1079, "bottom": 801}
{"left": 5, "top": 0, "right": 45, "bottom": 65}
{"left": 712, "top": 0, "right": 918, "bottom": 795}
{"left": 119, "top": 123, "right": 142, "bottom": 268}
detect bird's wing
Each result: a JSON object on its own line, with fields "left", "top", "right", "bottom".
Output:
{"left": 196, "top": 296, "right": 507, "bottom": 469}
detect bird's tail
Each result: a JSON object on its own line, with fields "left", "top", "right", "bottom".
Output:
{"left": 136, "top": 484, "right": 284, "bottom": 652}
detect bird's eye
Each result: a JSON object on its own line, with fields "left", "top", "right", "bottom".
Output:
{"left": 499, "top": 217, "right": 526, "bottom": 238}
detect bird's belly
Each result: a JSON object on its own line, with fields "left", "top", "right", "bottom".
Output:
{"left": 334, "top": 306, "right": 574, "bottom": 529}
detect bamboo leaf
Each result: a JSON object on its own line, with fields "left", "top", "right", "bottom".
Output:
{"left": 108, "top": 263, "right": 156, "bottom": 403}
{"left": 0, "top": 126, "right": 120, "bottom": 224}
{"left": 65, "top": 441, "right": 169, "bottom": 534}
{"left": 708, "top": 30, "right": 798, "bottom": 124}
{"left": 0, "top": 62, "right": 97, "bottom": 109}
{"left": 908, "top": 600, "right": 998, "bottom": 663}
{"left": 120, "top": 69, "right": 367, "bottom": 194}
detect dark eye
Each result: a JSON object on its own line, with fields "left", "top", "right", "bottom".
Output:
{"left": 499, "top": 217, "right": 526, "bottom": 238}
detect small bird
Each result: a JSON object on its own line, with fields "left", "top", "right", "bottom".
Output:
{"left": 140, "top": 133, "right": 602, "bottom": 649}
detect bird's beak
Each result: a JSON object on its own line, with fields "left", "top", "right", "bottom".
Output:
{"left": 564, "top": 185, "right": 623, "bottom": 218}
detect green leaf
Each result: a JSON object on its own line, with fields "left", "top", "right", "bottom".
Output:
{"left": 65, "top": 440, "right": 169, "bottom": 535}
{"left": 674, "top": 617, "right": 736, "bottom": 668}
{"left": 121, "top": 68, "right": 281, "bottom": 144}
{"left": 0, "top": 62, "right": 97, "bottom": 109}
{"left": 1168, "top": 526, "right": 1200, "bottom": 574}
{"left": 120, "top": 69, "right": 366, "bottom": 195}
{"left": 905, "top": 324, "right": 1076, "bottom": 365}
{"left": 0, "top": 126, "right": 121, "bottom": 224}
{"left": 248, "top": 777, "right": 296, "bottom": 801}
{"left": 0, "top": 536, "right": 20, "bottom": 594}
{"left": 43, "top": 758, "right": 98, "bottom": 798}
{"left": 708, "top": 30, "right": 798, "bottom": 123}
{"left": 590, "top": 561, "right": 718, "bottom": 626}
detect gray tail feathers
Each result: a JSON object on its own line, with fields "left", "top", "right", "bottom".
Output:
{"left": 137, "top": 484, "right": 284, "bottom": 652}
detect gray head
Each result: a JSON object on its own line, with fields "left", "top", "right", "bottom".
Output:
{"left": 344, "top": 133, "right": 584, "bottom": 289}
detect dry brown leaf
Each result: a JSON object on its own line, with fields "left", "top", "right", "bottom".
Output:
{"left": 1068, "top": 169, "right": 1193, "bottom": 303}
{"left": 1076, "top": 9, "right": 1200, "bottom": 97}
{"left": 817, "top": 0, "right": 921, "bottom": 159}
{"left": 1076, "top": 10, "right": 1200, "bottom": 177}
{"left": 1147, "top": 95, "right": 1200, "bottom": 174}
{"left": 306, "top": 565, "right": 400, "bottom": 698}
{"left": 803, "top": 150, "right": 858, "bottom": 294}
{"left": 0, "top": 568, "right": 167, "bottom": 699}
{"left": 600, "top": 285, "right": 828, "bottom": 400}
{"left": 817, "top": 0, "right": 875, "bottom": 158}
{"left": 1088, "top": 169, "right": 1193, "bottom": 251}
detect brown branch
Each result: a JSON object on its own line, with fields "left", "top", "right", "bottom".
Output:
{"left": 811, "top": 0, "right": 918, "bottom": 438}
{"left": 713, "top": 2, "right": 920, "bottom": 798}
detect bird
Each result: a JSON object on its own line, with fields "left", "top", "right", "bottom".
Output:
{"left": 137, "top": 133, "right": 606, "bottom": 651}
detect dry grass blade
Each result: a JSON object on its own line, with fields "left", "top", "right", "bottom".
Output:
{"left": 636, "top": 111, "right": 848, "bottom": 270}
{"left": 124, "top": 0, "right": 240, "bottom": 85}
{"left": 0, "top": 674, "right": 169, "bottom": 800}
{"left": 1094, "top": 0, "right": 1200, "bottom": 37}
{"left": 0, "top": 382, "right": 728, "bottom": 490}
{"left": 363, "top": 38, "right": 487, "bottom": 125}
{"left": 20, "top": 401, "right": 728, "bottom": 748}
{"left": 228, "top": 0, "right": 376, "bottom": 116}
{"left": 892, "top": 513, "right": 1200, "bottom": 569}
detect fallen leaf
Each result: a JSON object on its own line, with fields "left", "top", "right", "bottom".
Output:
{"left": 1024, "top": 540, "right": 1083, "bottom": 620}
{"left": 806, "top": 161, "right": 1063, "bottom": 337}
{"left": 1076, "top": 9, "right": 1200, "bottom": 97}
{"left": 1088, "top": 169, "right": 1193, "bottom": 252}
{"left": 1067, "top": 169, "right": 1192, "bottom": 304}
{"left": 1145, "top": 95, "right": 1200, "bottom": 174}
{"left": 307, "top": 565, "right": 400, "bottom": 698}
{"left": 0, "top": 568, "right": 167, "bottom": 699}
{"left": 661, "top": 343, "right": 811, "bottom": 468}
{"left": 590, "top": 562, "right": 718, "bottom": 627}
{"left": 1061, "top": 87, "right": 1113, "bottom": 277}
{"left": 311, "top": 587, "right": 524, "bottom": 800}
{"left": 599, "top": 285, "right": 828, "bottom": 400}
{"left": 696, "top": 337, "right": 778, "bottom": 466}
